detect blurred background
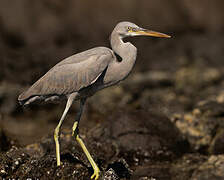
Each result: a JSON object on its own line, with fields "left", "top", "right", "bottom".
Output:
{"left": 0, "top": 0, "right": 224, "bottom": 146}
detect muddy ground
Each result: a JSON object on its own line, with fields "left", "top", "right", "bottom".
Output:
{"left": 1, "top": 1, "right": 224, "bottom": 180}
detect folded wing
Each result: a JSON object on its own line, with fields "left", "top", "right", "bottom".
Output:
{"left": 18, "top": 48, "right": 113, "bottom": 101}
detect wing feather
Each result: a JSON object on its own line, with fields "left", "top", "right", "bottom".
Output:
{"left": 18, "top": 48, "right": 113, "bottom": 101}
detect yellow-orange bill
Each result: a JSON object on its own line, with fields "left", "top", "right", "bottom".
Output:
{"left": 137, "top": 30, "right": 171, "bottom": 38}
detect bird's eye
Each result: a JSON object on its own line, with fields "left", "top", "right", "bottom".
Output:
{"left": 127, "top": 26, "right": 131, "bottom": 31}
{"left": 132, "top": 28, "right": 137, "bottom": 32}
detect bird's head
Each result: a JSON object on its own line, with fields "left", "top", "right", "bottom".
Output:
{"left": 114, "top": 21, "right": 171, "bottom": 38}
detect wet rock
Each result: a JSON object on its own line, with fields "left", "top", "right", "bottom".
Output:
{"left": 173, "top": 112, "right": 213, "bottom": 151}
{"left": 209, "top": 129, "right": 224, "bottom": 155}
{"left": 0, "top": 129, "right": 131, "bottom": 179}
{"left": 106, "top": 110, "right": 189, "bottom": 161}
{"left": 172, "top": 100, "right": 224, "bottom": 152}
{"left": 0, "top": 146, "right": 30, "bottom": 179}
{"left": 174, "top": 66, "right": 221, "bottom": 95}
{"left": 132, "top": 162, "right": 171, "bottom": 180}
{"left": 106, "top": 159, "right": 132, "bottom": 179}
{"left": 0, "top": 134, "right": 90, "bottom": 179}
{"left": 196, "top": 100, "right": 224, "bottom": 117}
{"left": 170, "top": 154, "right": 207, "bottom": 180}
{"left": 1, "top": 108, "right": 224, "bottom": 179}
{"left": 104, "top": 168, "right": 119, "bottom": 180}
{"left": 191, "top": 155, "right": 224, "bottom": 180}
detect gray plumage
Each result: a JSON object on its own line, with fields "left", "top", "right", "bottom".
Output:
{"left": 18, "top": 21, "right": 170, "bottom": 179}
{"left": 18, "top": 47, "right": 114, "bottom": 103}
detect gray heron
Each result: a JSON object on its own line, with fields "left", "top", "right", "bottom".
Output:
{"left": 18, "top": 21, "right": 170, "bottom": 179}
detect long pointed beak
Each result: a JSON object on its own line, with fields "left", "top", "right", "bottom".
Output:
{"left": 136, "top": 29, "right": 171, "bottom": 38}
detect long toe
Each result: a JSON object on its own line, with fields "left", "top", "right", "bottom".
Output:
{"left": 91, "top": 169, "right": 100, "bottom": 180}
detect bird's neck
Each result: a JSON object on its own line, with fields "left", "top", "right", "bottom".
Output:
{"left": 110, "top": 33, "right": 137, "bottom": 81}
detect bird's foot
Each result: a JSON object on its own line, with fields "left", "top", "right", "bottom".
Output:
{"left": 91, "top": 167, "right": 100, "bottom": 180}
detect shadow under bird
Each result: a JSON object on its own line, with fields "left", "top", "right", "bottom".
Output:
{"left": 18, "top": 21, "right": 170, "bottom": 179}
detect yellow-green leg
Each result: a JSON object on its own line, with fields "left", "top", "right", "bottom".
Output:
{"left": 72, "top": 98, "right": 100, "bottom": 180}
{"left": 76, "top": 135, "right": 100, "bottom": 180}
{"left": 54, "top": 93, "right": 75, "bottom": 166}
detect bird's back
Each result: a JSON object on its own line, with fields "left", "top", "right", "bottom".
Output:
{"left": 18, "top": 47, "right": 114, "bottom": 105}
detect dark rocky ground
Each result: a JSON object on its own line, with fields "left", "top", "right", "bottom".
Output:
{"left": 1, "top": 1, "right": 224, "bottom": 180}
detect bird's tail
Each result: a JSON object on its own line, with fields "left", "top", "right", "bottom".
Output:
{"left": 18, "top": 90, "right": 33, "bottom": 107}
{"left": 18, "top": 92, "right": 28, "bottom": 107}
